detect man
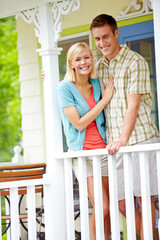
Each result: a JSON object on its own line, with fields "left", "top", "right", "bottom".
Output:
{"left": 90, "top": 14, "right": 159, "bottom": 239}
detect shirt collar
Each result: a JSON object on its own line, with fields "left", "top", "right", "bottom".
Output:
{"left": 100, "top": 44, "right": 129, "bottom": 65}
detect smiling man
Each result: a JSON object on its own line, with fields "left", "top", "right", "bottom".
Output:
{"left": 90, "top": 14, "right": 159, "bottom": 239}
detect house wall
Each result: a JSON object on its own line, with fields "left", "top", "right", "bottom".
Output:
{"left": 61, "top": 0, "right": 131, "bottom": 29}
{"left": 17, "top": 18, "right": 45, "bottom": 163}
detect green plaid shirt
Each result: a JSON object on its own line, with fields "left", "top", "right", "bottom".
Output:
{"left": 96, "top": 44, "right": 159, "bottom": 145}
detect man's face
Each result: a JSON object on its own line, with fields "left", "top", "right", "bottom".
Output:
{"left": 92, "top": 24, "right": 119, "bottom": 62}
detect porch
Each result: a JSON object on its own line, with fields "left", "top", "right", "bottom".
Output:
{"left": 0, "top": 0, "right": 160, "bottom": 239}
{"left": 1, "top": 143, "right": 160, "bottom": 240}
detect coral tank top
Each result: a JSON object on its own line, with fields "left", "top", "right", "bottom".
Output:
{"left": 82, "top": 87, "right": 106, "bottom": 150}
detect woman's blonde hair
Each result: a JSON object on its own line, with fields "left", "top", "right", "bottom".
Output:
{"left": 66, "top": 42, "right": 95, "bottom": 82}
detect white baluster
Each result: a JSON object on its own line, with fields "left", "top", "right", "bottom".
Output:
{"left": 123, "top": 153, "right": 136, "bottom": 240}
{"left": 27, "top": 185, "right": 36, "bottom": 240}
{"left": 92, "top": 156, "right": 105, "bottom": 240}
{"left": 78, "top": 157, "right": 90, "bottom": 240}
{"left": 139, "top": 151, "right": 153, "bottom": 240}
{"left": 64, "top": 158, "right": 75, "bottom": 240}
{"left": 10, "top": 187, "right": 20, "bottom": 240}
{"left": 108, "top": 154, "right": 120, "bottom": 240}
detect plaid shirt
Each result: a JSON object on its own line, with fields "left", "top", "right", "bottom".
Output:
{"left": 96, "top": 44, "right": 159, "bottom": 145}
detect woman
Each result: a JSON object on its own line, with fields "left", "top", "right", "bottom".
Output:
{"left": 57, "top": 42, "right": 114, "bottom": 240}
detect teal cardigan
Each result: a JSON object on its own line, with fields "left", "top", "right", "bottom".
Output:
{"left": 57, "top": 78, "right": 106, "bottom": 151}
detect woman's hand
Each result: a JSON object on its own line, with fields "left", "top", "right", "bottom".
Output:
{"left": 41, "top": 69, "right": 45, "bottom": 82}
{"left": 102, "top": 76, "right": 114, "bottom": 103}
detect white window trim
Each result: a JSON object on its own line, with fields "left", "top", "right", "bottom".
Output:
{"left": 58, "top": 31, "right": 92, "bottom": 50}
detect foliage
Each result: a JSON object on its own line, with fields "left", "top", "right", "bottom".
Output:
{"left": 0, "top": 16, "right": 21, "bottom": 162}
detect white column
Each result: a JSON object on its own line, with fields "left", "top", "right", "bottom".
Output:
{"left": 152, "top": 0, "right": 160, "bottom": 129}
{"left": 37, "top": 4, "right": 66, "bottom": 239}
{"left": 37, "top": 4, "right": 63, "bottom": 172}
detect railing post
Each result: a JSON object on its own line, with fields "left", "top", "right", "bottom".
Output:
{"left": 78, "top": 157, "right": 90, "bottom": 240}
{"left": 92, "top": 156, "right": 105, "bottom": 240}
{"left": 139, "top": 151, "right": 153, "bottom": 240}
{"left": 108, "top": 154, "right": 120, "bottom": 239}
{"left": 43, "top": 173, "right": 67, "bottom": 240}
{"left": 27, "top": 186, "right": 36, "bottom": 240}
{"left": 10, "top": 187, "right": 20, "bottom": 240}
{"left": 123, "top": 153, "right": 136, "bottom": 240}
{"left": 64, "top": 158, "right": 75, "bottom": 240}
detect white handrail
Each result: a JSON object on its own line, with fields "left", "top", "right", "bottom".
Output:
{"left": 0, "top": 174, "right": 51, "bottom": 190}
{"left": 55, "top": 143, "right": 160, "bottom": 159}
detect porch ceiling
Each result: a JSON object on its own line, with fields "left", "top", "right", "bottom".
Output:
{"left": 0, "top": 0, "right": 59, "bottom": 18}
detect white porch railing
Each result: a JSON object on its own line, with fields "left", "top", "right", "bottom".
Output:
{"left": 56, "top": 143, "right": 160, "bottom": 240}
{"left": 1, "top": 143, "right": 160, "bottom": 239}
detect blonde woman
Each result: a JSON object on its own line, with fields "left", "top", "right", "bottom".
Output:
{"left": 57, "top": 42, "right": 114, "bottom": 240}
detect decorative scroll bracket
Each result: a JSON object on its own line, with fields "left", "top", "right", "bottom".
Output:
{"left": 51, "top": 0, "right": 81, "bottom": 43}
{"left": 16, "top": 8, "right": 41, "bottom": 43}
{"left": 16, "top": 0, "right": 81, "bottom": 45}
{"left": 116, "top": 0, "right": 152, "bottom": 21}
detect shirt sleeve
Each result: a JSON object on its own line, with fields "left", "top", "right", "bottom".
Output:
{"left": 127, "top": 58, "right": 151, "bottom": 95}
{"left": 57, "top": 82, "right": 75, "bottom": 109}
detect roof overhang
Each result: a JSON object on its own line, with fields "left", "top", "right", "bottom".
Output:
{"left": 0, "top": 0, "right": 58, "bottom": 18}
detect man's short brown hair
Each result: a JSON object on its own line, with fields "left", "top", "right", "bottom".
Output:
{"left": 90, "top": 14, "right": 118, "bottom": 34}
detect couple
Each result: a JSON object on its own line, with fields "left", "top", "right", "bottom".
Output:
{"left": 57, "top": 14, "right": 159, "bottom": 240}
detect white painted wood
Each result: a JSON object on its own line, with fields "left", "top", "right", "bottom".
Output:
{"left": 22, "top": 113, "right": 43, "bottom": 130}
{"left": 108, "top": 154, "right": 120, "bottom": 240}
{"left": 18, "top": 47, "right": 38, "bottom": 65}
{"left": 17, "top": 19, "right": 37, "bottom": 49}
{"left": 37, "top": 6, "right": 67, "bottom": 239}
{"left": 92, "top": 156, "right": 105, "bottom": 240}
{"left": 37, "top": 3, "right": 64, "bottom": 169}
{"left": 116, "top": 0, "right": 152, "bottom": 20}
{"left": 78, "top": 157, "right": 90, "bottom": 240}
{"left": 17, "top": 18, "right": 43, "bottom": 166}
{"left": 27, "top": 186, "right": 36, "bottom": 240}
{"left": 12, "top": 146, "right": 24, "bottom": 164}
{"left": 152, "top": 0, "right": 160, "bottom": 129}
{"left": 156, "top": 150, "right": 160, "bottom": 237}
{"left": 10, "top": 187, "right": 20, "bottom": 240}
{"left": 56, "top": 143, "right": 160, "bottom": 159}
{"left": 139, "top": 151, "right": 153, "bottom": 240}
{"left": 23, "top": 147, "right": 44, "bottom": 164}
{"left": 64, "top": 158, "right": 75, "bottom": 240}
{"left": 43, "top": 182, "right": 54, "bottom": 240}
{"left": 0, "top": 178, "right": 48, "bottom": 190}
{"left": 123, "top": 153, "right": 136, "bottom": 240}
{"left": 22, "top": 129, "right": 43, "bottom": 147}
{"left": 0, "top": 0, "right": 53, "bottom": 18}
{"left": 43, "top": 173, "right": 67, "bottom": 240}
{"left": 21, "top": 96, "right": 42, "bottom": 114}
{"left": 19, "top": 63, "right": 39, "bottom": 82}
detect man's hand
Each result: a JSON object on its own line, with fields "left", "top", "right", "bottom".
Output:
{"left": 107, "top": 140, "right": 126, "bottom": 155}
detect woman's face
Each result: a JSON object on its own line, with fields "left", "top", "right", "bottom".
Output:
{"left": 70, "top": 48, "right": 93, "bottom": 77}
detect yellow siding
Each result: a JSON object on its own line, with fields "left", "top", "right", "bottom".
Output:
{"left": 61, "top": 0, "right": 132, "bottom": 29}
